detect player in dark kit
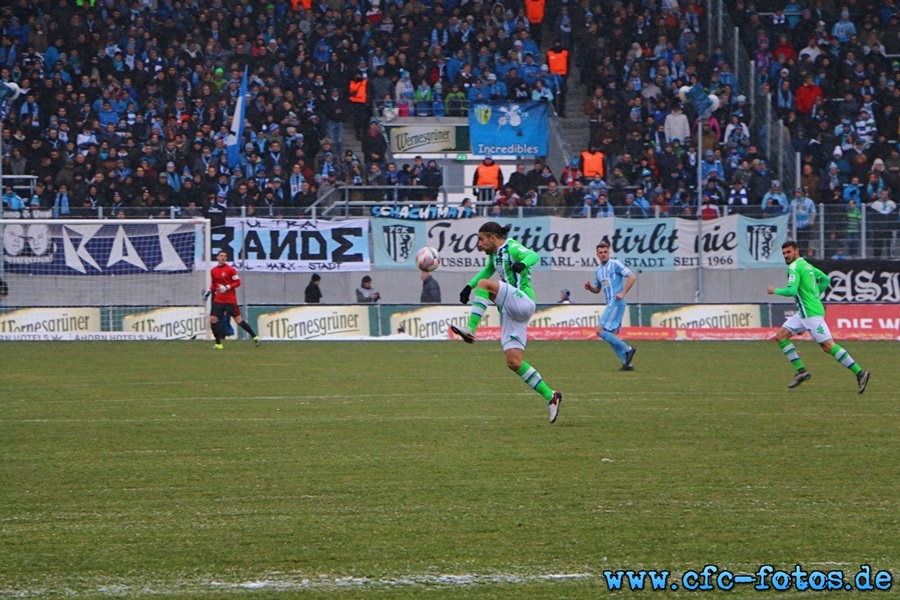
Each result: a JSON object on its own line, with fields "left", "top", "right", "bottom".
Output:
{"left": 208, "top": 250, "right": 260, "bottom": 349}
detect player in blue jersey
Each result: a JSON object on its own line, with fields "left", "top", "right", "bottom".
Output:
{"left": 584, "top": 241, "right": 638, "bottom": 370}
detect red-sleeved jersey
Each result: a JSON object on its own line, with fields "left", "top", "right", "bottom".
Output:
{"left": 210, "top": 263, "right": 241, "bottom": 304}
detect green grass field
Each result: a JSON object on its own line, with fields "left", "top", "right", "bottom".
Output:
{"left": 0, "top": 340, "right": 896, "bottom": 598}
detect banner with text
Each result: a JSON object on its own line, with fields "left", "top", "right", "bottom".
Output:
{"left": 2, "top": 221, "right": 200, "bottom": 275}
{"left": 826, "top": 304, "right": 899, "bottom": 340}
{"left": 256, "top": 305, "right": 371, "bottom": 340}
{"left": 817, "top": 260, "right": 900, "bottom": 303}
{"left": 468, "top": 101, "right": 548, "bottom": 156}
{"left": 647, "top": 304, "right": 763, "bottom": 328}
{"left": 372, "top": 215, "right": 790, "bottom": 271}
{"left": 388, "top": 304, "right": 613, "bottom": 339}
{"left": 121, "top": 307, "right": 210, "bottom": 340}
{"left": 387, "top": 124, "right": 461, "bottom": 154}
{"left": 217, "top": 218, "right": 370, "bottom": 272}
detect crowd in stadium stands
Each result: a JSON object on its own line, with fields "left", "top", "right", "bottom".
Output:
{"left": 0, "top": 0, "right": 896, "bottom": 257}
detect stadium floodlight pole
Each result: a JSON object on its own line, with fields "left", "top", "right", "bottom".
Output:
{"left": 677, "top": 85, "right": 719, "bottom": 302}
{"left": 696, "top": 116, "right": 704, "bottom": 302}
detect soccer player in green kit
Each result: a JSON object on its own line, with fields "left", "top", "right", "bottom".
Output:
{"left": 767, "top": 241, "right": 870, "bottom": 393}
{"left": 450, "top": 222, "right": 564, "bottom": 423}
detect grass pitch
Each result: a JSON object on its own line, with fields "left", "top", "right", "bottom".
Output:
{"left": 0, "top": 340, "right": 897, "bottom": 598}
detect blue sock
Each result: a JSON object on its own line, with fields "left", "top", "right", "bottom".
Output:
{"left": 600, "top": 330, "right": 630, "bottom": 363}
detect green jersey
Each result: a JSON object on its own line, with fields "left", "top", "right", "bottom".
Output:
{"left": 468, "top": 238, "right": 540, "bottom": 301}
{"left": 774, "top": 257, "right": 830, "bottom": 318}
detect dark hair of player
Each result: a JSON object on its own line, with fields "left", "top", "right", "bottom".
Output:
{"left": 479, "top": 222, "right": 512, "bottom": 238}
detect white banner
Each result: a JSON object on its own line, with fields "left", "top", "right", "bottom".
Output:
{"left": 388, "top": 125, "right": 458, "bottom": 154}
{"left": 649, "top": 304, "right": 762, "bottom": 328}
{"left": 530, "top": 304, "right": 629, "bottom": 328}
{"left": 0, "top": 307, "right": 101, "bottom": 336}
{"left": 256, "top": 306, "right": 371, "bottom": 340}
{"left": 674, "top": 216, "right": 739, "bottom": 269}
{"left": 218, "top": 218, "right": 371, "bottom": 273}
{"left": 390, "top": 306, "right": 499, "bottom": 339}
{"left": 122, "top": 307, "right": 210, "bottom": 340}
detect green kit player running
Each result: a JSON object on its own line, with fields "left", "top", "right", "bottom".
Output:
{"left": 767, "top": 241, "right": 870, "bottom": 393}
{"left": 450, "top": 222, "right": 564, "bottom": 423}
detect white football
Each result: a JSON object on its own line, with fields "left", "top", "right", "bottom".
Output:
{"left": 415, "top": 246, "right": 440, "bottom": 272}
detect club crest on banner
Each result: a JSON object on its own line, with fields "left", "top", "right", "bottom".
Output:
{"left": 745, "top": 224, "right": 778, "bottom": 261}
{"left": 382, "top": 224, "right": 416, "bottom": 263}
{"left": 474, "top": 104, "right": 492, "bottom": 126}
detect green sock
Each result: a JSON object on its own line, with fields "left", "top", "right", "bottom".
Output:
{"left": 829, "top": 344, "right": 862, "bottom": 375}
{"left": 516, "top": 362, "right": 554, "bottom": 402}
{"left": 468, "top": 288, "right": 490, "bottom": 332}
{"left": 778, "top": 340, "right": 805, "bottom": 371}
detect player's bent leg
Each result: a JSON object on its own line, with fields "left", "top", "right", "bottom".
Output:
{"left": 475, "top": 278, "right": 500, "bottom": 299}
{"left": 812, "top": 322, "right": 867, "bottom": 392}
{"left": 775, "top": 325, "right": 808, "bottom": 386}
{"left": 235, "top": 315, "right": 260, "bottom": 345}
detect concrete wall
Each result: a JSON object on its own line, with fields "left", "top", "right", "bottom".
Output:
{"left": 2, "top": 264, "right": 788, "bottom": 307}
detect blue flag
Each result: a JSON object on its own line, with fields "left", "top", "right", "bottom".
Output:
{"left": 468, "top": 101, "right": 548, "bottom": 157}
{"left": 225, "top": 67, "right": 248, "bottom": 169}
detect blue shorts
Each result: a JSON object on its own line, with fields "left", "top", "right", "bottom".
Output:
{"left": 598, "top": 302, "right": 627, "bottom": 333}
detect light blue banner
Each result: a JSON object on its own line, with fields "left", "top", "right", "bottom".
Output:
{"left": 468, "top": 102, "right": 548, "bottom": 156}
{"left": 737, "top": 214, "right": 790, "bottom": 268}
{"left": 371, "top": 215, "right": 791, "bottom": 272}
{"left": 372, "top": 219, "right": 429, "bottom": 269}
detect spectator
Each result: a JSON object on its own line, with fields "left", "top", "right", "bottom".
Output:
{"left": 473, "top": 156, "right": 503, "bottom": 204}
{"left": 868, "top": 189, "right": 897, "bottom": 259}
{"left": 361, "top": 120, "right": 387, "bottom": 168}
{"left": 749, "top": 160, "right": 775, "bottom": 204}
{"left": 761, "top": 180, "right": 789, "bottom": 215}
{"left": 420, "top": 271, "right": 441, "bottom": 304}
{"left": 419, "top": 160, "right": 443, "bottom": 201}
{"left": 580, "top": 144, "right": 605, "bottom": 179}
{"left": 790, "top": 188, "right": 818, "bottom": 251}
{"left": 584, "top": 86, "right": 610, "bottom": 145}
{"left": 356, "top": 275, "right": 381, "bottom": 303}
{"left": 699, "top": 150, "right": 725, "bottom": 186}
{"left": 540, "top": 180, "right": 564, "bottom": 210}
{"left": 664, "top": 104, "right": 691, "bottom": 145}
{"left": 323, "top": 88, "right": 347, "bottom": 157}
{"left": 506, "top": 163, "right": 529, "bottom": 197}
{"left": 595, "top": 192, "right": 616, "bottom": 218}
{"left": 620, "top": 192, "right": 650, "bottom": 219}
{"left": 842, "top": 176, "right": 863, "bottom": 205}
{"left": 305, "top": 274, "right": 323, "bottom": 304}
{"left": 846, "top": 199, "right": 862, "bottom": 257}
{"left": 727, "top": 180, "right": 751, "bottom": 215}
{"left": 795, "top": 75, "right": 824, "bottom": 116}
{"left": 2, "top": 185, "right": 25, "bottom": 212}
{"left": 701, "top": 193, "right": 722, "bottom": 220}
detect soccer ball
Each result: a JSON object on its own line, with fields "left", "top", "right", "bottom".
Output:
{"left": 415, "top": 246, "right": 440, "bottom": 272}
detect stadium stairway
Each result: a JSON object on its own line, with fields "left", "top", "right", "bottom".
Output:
{"left": 558, "top": 73, "right": 591, "bottom": 157}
